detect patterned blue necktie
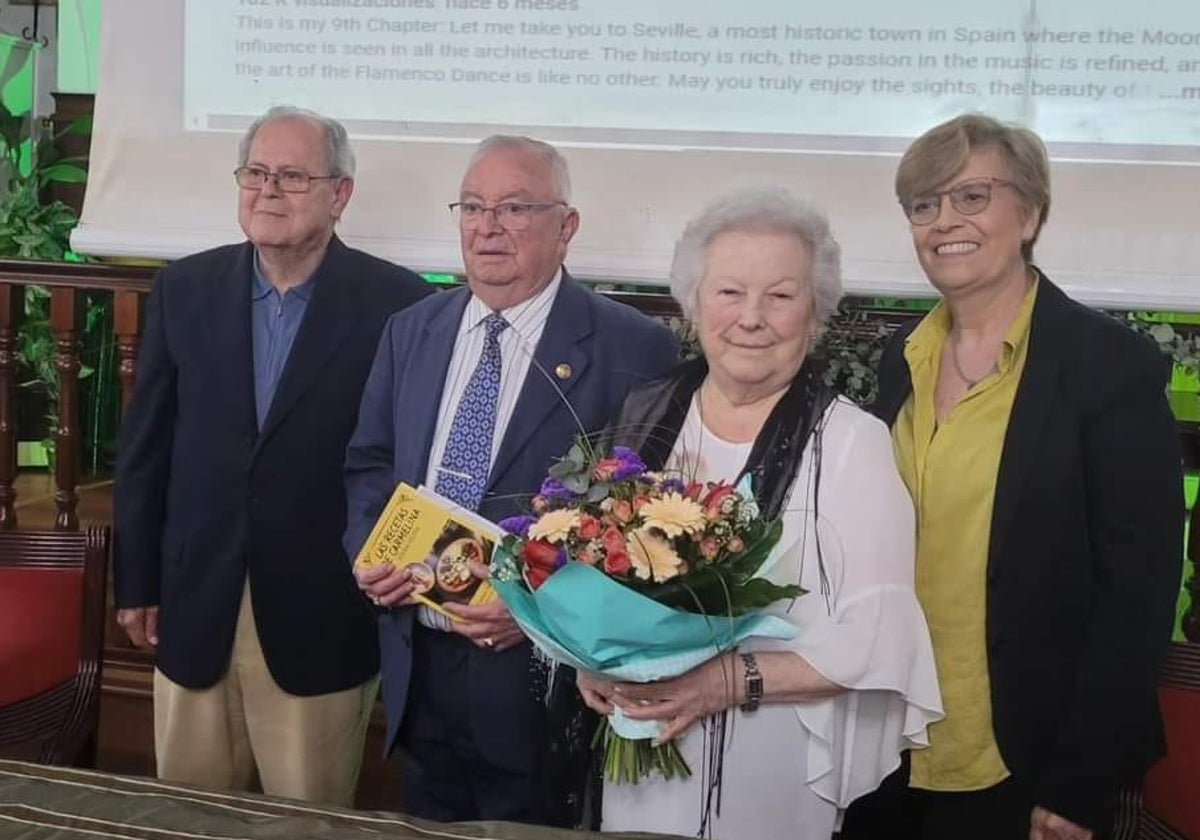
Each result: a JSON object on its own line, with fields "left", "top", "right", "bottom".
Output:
{"left": 434, "top": 312, "right": 508, "bottom": 511}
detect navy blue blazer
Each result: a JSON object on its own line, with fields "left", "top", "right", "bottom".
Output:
{"left": 873, "top": 275, "right": 1182, "bottom": 831}
{"left": 344, "top": 273, "right": 677, "bottom": 766}
{"left": 114, "top": 237, "right": 432, "bottom": 696}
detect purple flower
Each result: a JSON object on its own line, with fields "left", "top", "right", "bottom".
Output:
{"left": 658, "top": 477, "right": 687, "bottom": 495}
{"left": 610, "top": 446, "right": 647, "bottom": 480}
{"left": 539, "top": 476, "right": 579, "bottom": 500}
{"left": 553, "top": 546, "right": 569, "bottom": 570}
{"left": 498, "top": 514, "right": 537, "bottom": 538}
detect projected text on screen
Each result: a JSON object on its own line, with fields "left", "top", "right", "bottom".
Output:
{"left": 188, "top": 1, "right": 1200, "bottom": 154}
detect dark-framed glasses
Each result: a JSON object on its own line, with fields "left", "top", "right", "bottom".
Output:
{"left": 234, "top": 166, "right": 341, "bottom": 194}
{"left": 448, "top": 200, "right": 568, "bottom": 231}
{"left": 904, "top": 178, "right": 1019, "bottom": 226}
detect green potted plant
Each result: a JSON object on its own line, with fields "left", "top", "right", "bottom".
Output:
{"left": 0, "top": 101, "right": 93, "bottom": 468}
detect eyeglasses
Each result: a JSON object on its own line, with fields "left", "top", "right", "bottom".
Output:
{"left": 234, "top": 166, "right": 341, "bottom": 194}
{"left": 904, "top": 178, "right": 1020, "bottom": 226}
{"left": 448, "top": 200, "right": 567, "bottom": 231}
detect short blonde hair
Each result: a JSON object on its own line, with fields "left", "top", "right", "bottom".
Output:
{"left": 895, "top": 113, "right": 1050, "bottom": 262}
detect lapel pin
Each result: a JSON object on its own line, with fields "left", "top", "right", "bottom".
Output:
{"left": 554, "top": 363, "right": 572, "bottom": 380}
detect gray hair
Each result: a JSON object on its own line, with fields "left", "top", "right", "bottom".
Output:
{"left": 467, "top": 135, "right": 572, "bottom": 202}
{"left": 669, "top": 187, "right": 843, "bottom": 336}
{"left": 237, "top": 105, "right": 356, "bottom": 178}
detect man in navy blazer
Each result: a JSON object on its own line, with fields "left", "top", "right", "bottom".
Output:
{"left": 345, "top": 136, "right": 677, "bottom": 825}
{"left": 113, "top": 106, "right": 431, "bottom": 805}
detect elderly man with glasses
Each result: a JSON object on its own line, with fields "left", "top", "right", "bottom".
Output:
{"left": 113, "top": 105, "right": 431, "bottom": 806}
{"left": 344, "top": 135, "right": 677, "bottom": 826}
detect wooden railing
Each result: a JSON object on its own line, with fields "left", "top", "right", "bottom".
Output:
{"left": 0, "top": 260, "right": 154, "bottom": 531}
{"left": 0, "top": 257, "right": 1196, "bottom": 645}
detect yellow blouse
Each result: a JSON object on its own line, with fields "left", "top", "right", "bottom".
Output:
{"left": 892, "top": 279, "right": 1038, "bottom": 791}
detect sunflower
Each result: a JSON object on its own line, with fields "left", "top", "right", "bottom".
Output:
{"left": 628, "top": 527, "right": 685, "bottom": 582}
{"left": 527, "top": 509, "right": 581, "bottom": 544}
{"left": 639, "top": 492, "right": 706, "bottom": 538}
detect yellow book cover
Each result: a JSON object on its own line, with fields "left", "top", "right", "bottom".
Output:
{"left": 354, "top": 483, "right": 500, "bottom": 619}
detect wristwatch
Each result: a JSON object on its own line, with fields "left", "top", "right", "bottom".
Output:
{"left": 739, "top": 652, "right": 763, "bottom": 713}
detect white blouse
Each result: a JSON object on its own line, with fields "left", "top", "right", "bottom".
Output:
{"left": 602, "top": 396, "right": 943, "bottom": 840}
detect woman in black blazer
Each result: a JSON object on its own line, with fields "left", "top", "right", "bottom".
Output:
{"left": 843, "top": 114, "right": 1183, "bottom": 840}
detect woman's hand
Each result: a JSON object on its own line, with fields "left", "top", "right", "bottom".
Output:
{"left": 611, "top": 654, "right": 742, "bottom": 743}
{"left": 577, "top": 670, "right": 619, "bottom": 715}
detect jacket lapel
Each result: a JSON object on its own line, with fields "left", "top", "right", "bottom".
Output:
{"left": 399, "top": 288, "right": 468, "bottom": 484}
{"left": 255, "top": 237, "right": 356, "bottom": 451}
{"left": 873, "top": 319, "right": 919, "bottom": 424}
{"left": 987, "top": 275, "right": 1068, "bottom": 565}
{"left": 221, "top": 243, "right": 259, "bottom": 441}
{"left": 487, "top": 275, "right": 593, "bottom": 486}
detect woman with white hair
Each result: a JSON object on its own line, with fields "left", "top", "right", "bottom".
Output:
{"left": 576, "top": 187, "right": 943, "bottom": 839}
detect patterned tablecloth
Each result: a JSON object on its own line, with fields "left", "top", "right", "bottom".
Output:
{"left": 0, "top": 760, "right": 675, "bottom": 840}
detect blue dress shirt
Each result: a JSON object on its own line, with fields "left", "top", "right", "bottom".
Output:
{"left": 251, "top": 256, "right": 314, "bottom": 429}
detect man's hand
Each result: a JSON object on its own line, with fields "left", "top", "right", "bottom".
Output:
{"left": 1031, "top": 806, "right": 1093, "bottom": 840}
{"left": 354, "top": 563, "right": 416, "bottom": 608}
{"left": 442, "top": 600, "right": 525, "bottom": 652}
{"left": 117, "top": 606, "right": 159, "bottom": 649}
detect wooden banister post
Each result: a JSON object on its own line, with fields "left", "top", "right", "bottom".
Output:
{"left": 0, "top": 283, "right": 22, "bottom": 530}
{"left": 51, "top": 287, "right": 84, "bottom": 531}
{"left": 114, "top": 290, "right": 142, "bottom": 416}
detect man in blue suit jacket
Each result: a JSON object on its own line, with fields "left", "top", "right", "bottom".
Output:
{"left": 345, "top": 136, "right": 677, "bottom": 825}
{"left": 113, "top": 106, "right": 431, "bottom": 805}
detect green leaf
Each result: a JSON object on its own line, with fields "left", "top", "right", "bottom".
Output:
{"left": 560, "top": 472, "right": 590, "bottom": 494}
{"left": 585, "top": 483, "right": 609, "bottom": 503}
{"left": 56, "top": 115, "right": 93, "bottom": 138}
{"left": 733, "top": 577, "right": 806, "bottom": 610}
{"left": 38, "top": 163, "right": 88, "bottom": 185}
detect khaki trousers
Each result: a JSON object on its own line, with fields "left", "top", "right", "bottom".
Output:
{"left": 153, "top": 581, "right": 378, "bottom": 807}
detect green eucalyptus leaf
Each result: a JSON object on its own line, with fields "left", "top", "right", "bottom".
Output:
{"left": 561, "top": 473, "right": 590, "bottom": 494}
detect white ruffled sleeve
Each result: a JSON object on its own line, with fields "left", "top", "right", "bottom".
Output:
{"left": 756, "top": 400, "right": 943, "bottom": 809}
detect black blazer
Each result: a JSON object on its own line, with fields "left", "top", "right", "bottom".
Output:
{"left": 873, "top": 275, "right": 1183, "bottom": 831}
{"left": 114, "top": 237, "right": 432, "bottom": 696}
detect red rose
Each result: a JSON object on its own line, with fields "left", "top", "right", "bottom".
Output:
{"left": 601, "top": 526, "right": 627, "bottom": 554}
{"left": 593, "top": 459, "right": 620, "bottom": 481}
{"left": 523, "top": 539, "right": 559, "bottom": 566}
{"left": 685, "top": 482, "right": 704, "bottom": 500}
{"left": 610, "top": 499, "right": 634, "bottom": 523}
{"left": 522, "top": 540, "right": 562, "bottom": 590}
{"left": 577, "top": 515, "right": 602, "bottom": 540}
{"left": 604, "top": 549, "right": 632, "bottom": 576}
{"left": 527, "top": 565, "right": 553, "bottom": 590}
{"left": 702, "top": 484, "right": 736, "bottom": 517}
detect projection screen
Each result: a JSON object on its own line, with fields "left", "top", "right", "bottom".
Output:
{"left": 73, "top": 0, "right": 1200, "bottom": 308}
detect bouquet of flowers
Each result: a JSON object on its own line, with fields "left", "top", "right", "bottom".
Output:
{"left": 489, "top": 440, "right": 805, "bottom": 783}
